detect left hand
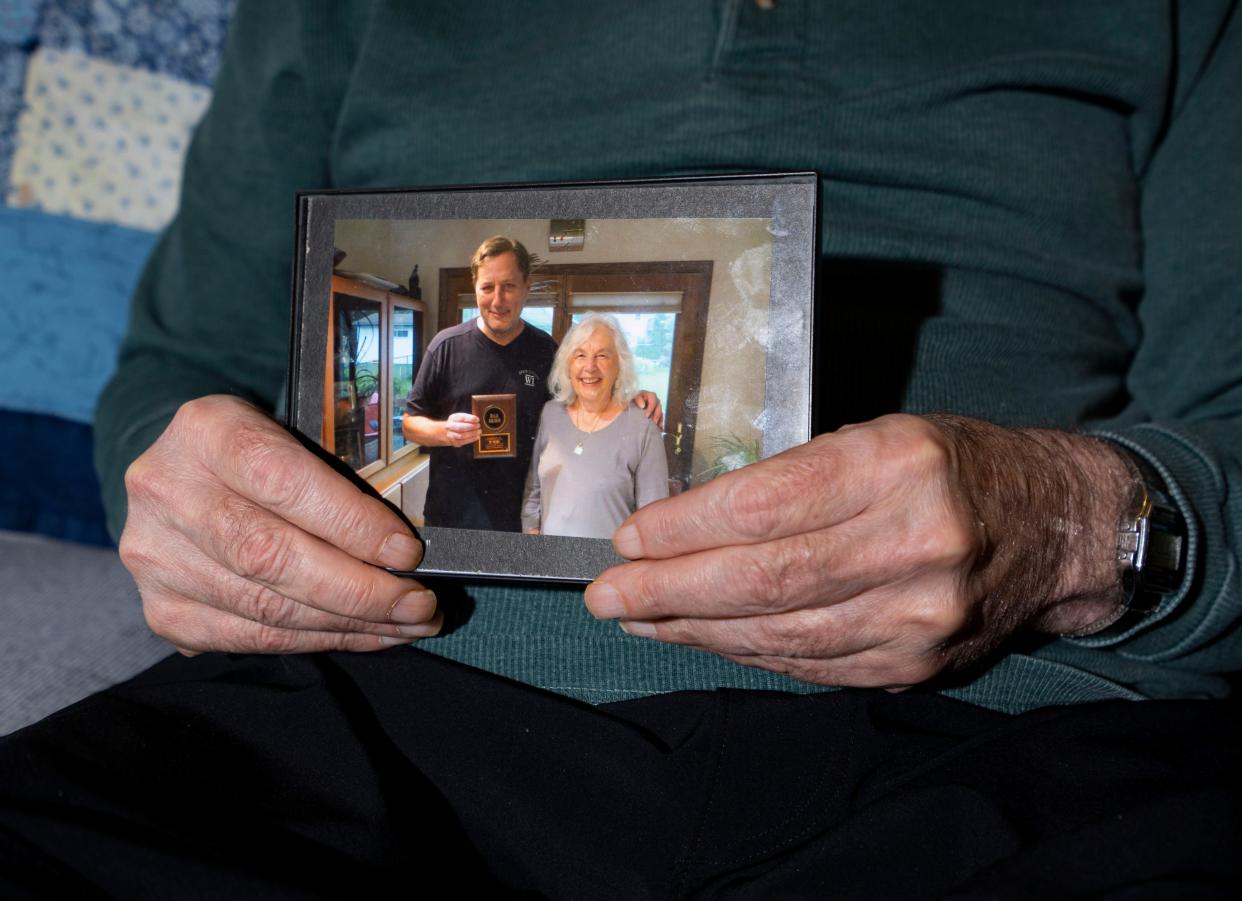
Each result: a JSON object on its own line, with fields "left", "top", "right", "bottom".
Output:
{"left": 633, "top": 391, "right": 664, "bottom": 430}
{"left": 584, "top": 414, "right": 1132, "bottom": 689}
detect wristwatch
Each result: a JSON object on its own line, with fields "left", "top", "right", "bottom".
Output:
{"left": 1116, "top": 453, "right": 1186, "bottom": 615}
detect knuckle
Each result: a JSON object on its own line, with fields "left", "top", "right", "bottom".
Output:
{"left": 169, "top": 396, "right": 209, "bottom": 434}
{"left": 333, "top": 504, "right": 384, "bottom": 551}
{"left": 123, "top": 455, "right": 171, "bottom": 507}
{"left": 735, "top": 552, "right": 789, "bottom": 609}
{"left": 934, "top": 516, "right": 979, "bottom": 566}
{"left": 869, "top": 415, "right": 953, "bottom": 478}
{"left": 765, "top": 612, "right": 825, "bottom": 658}
{"left": 229, "top": 515, "right": 300, "bottom": 586}
{"left": 324, "top": 632, "right": 360, "bottom": 652}
{"left": 231, "top": 581, "right": 301, "bottom": 629}
{"left": 140, "top": 596, "right": 168, "bottom": 635}
{"left": 117, "top": 531, "right": 156, "bottom": 577}
{"left": 226, "top": 423, "right": 305, "bottom": 510}
{"left": 649, "top": 618, "right": 686, "bottom": 644}
{"left": 907, "top": 514, "right": 979, "bottom": 571}
{"left": 249, "top": 623, "right": 301, "bottom": 654}
{"left": 716, "top": 452, "right": 829, "bottom": 542}
{"left": 904, "top": 592, "right": 968, "bottom": 642}
{"left": 742, "top": 436, "right": 857, "bottom": 536}
{"left": 330, "top": 574, "right": 389, "bottom": 622}
{"left": 717, "top": 479, "right": 784, "bottom": 542}
{"left": 170, "top": 396, "right": 235, "bottom": 446}
{"left": 735, "top": 537, "right": 817, "bottom": 611}
{"left": 178, "top": 394, "right": 242, "bottom": 424}
{"left": 882, "top": 494, "right": 979, "bottom": 578}
{"left": 623, "top": 568, "right": 672, "bottom": 620}
{"left": 141, "top": 594, "right": 185, "bottom": 643}
{"left": 212, "top": 492, "right": 256, "bottom": 545}
{"left": 909, "top": 424, "right": 954, "bottom": 476}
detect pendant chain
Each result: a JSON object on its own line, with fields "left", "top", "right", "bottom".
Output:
{"left": 572, "top": 405, "right": 607, "bottom": 455}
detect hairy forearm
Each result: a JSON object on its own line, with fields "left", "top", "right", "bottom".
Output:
{"left": 929, "top": 415, "right": 1135, "bottom": 650}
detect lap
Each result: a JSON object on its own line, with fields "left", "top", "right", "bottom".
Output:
{"left": 2, "top": 649, "right": 1239, "bottom": 898}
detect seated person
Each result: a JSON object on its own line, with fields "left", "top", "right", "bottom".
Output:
{"left": 522, "top": 314, "right": 669, "bottom": 539}
{"left": 2, "top": 2, "right": 1240, "bottom": 895}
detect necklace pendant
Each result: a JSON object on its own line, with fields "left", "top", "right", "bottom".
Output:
{"left": 573, "top": 442, "right": 584, "bottom": 455}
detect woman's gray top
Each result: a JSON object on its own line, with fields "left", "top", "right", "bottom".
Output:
{"left": 522, "top": 402, "right": 670, "bottom": 539}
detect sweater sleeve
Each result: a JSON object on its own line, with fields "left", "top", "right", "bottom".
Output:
{"left": 1072, "top": 3, "right": 1242, "bottom": 672}
{"left": 93, "top": 0, "right": 367, "bottom": 541}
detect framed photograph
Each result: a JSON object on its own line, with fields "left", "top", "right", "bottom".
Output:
{"left": 287, "top": 173, "right": 819, "bottom": 582}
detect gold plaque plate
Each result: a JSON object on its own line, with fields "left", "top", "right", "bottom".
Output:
{"left": 472, "top": 393, "right": 517, "bottom": 458}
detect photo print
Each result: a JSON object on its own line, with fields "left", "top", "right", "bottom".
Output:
{"left": 288, "top": 174, "right": 818, "bottom": 581}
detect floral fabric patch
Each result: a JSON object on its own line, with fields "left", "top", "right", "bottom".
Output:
{"left": 8, "top": 46, "right": 209, "bottom": 230}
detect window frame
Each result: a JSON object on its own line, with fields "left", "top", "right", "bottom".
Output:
{"left": 324, "top": 274, "right": 427, "bottom": 480}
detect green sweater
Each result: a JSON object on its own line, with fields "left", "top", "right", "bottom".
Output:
{"left": 96, "top": 0, "right": 1242, "bottom": 713}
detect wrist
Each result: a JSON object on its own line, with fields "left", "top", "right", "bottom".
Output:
{"left": 1073, "top": 447, "right": 1187, "bottom": 636}
{"left": 1027, "top": 431, "right": 1136, "bottom": 635}
{"left": 925, "top": 415, "right": 1132, "bottom": 636}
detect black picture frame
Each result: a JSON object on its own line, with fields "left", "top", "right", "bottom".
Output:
{"left": 288, "top": 172, "right": 819, "bottom": 582}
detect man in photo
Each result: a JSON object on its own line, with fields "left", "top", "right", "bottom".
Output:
{"left": 403, "top": 236, "right": 661, "bottom": 531}
{"left": 402, "top": 236, "right": 556, "bottom": 532}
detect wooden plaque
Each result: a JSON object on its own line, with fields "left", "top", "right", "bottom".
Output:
{"left": 472, "top": 393, "right": 517, "bottom": 458}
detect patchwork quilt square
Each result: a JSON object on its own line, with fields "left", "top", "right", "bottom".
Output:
{"left": 8, "top": 46, "right": 209, "bottom": 230}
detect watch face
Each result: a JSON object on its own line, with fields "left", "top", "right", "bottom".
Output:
{"left": 1144, "top": 493, "right": 1185, "bottom": 593}
{"left": 1119, "top": 476, "right": 1185, "bottom": 609}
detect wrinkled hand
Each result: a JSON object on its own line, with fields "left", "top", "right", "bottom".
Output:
{"left": 444, "top": 412, "right": 482, "bottom": 447}
{"left": 120, "top": 395, "right": 440, "bottom": 655}
{"left": 585, "top": 414, "right": 1131, "bottom": 689}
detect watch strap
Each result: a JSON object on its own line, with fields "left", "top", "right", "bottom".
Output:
{"left": 1117, "top": 453, "right": 1186, "bottom": 614}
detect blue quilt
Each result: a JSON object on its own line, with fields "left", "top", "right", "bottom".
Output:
{"left": 0, "top": 0, "right": 234, "bottom": 544}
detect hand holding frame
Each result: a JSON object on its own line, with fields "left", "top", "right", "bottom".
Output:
{"left": 586, "top": 414, "right": 1133, "bottom": 689}
{"left": 121, "top": 395, "right": 441, "bottom": 654}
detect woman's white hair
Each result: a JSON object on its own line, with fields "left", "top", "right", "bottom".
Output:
{"left": 548, "top": 314, "right": 638, "bottom": 405}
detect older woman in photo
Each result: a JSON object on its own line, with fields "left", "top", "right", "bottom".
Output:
{"left": 522, "top": 314, "right": 669, "bottom": 539}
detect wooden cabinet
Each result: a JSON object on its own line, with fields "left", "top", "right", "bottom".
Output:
{"left": 324, "top": 273, "right": 431, "bottom": 523}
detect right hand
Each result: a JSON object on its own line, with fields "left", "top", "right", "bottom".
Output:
{"left": 444, "top": 412, "right": 482, "bottom": 447}
{"left": 119, "top": 395, "right": 441, "bottom": 655}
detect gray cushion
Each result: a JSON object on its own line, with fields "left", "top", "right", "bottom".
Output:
{"left": 0, "top": 530, "right": 169, "bottom": 735}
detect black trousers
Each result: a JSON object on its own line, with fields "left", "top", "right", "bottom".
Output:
{"left": 1, "top": 648, "right": 1240, "bottom": 899}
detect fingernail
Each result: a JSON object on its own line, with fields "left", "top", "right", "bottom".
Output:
{"left": 378, "top": 531, "right": 422, "bottom": 570}
{"left": 378, "top": 635, "right": 417, "bottom": 648}
{"left": 613, "top": 523, "right": 642, "bottom": 559}
{"left": 619, "top": 620, "right": 656, "bottom": 638}
{"left": 395, "top": 621, "right": 441, "bottom": 638}
{"left": 388, "top": 589, "right": 437, "bottom": 625}
{"left": 585, "top": 581, "right": 625, "bottom": 620}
